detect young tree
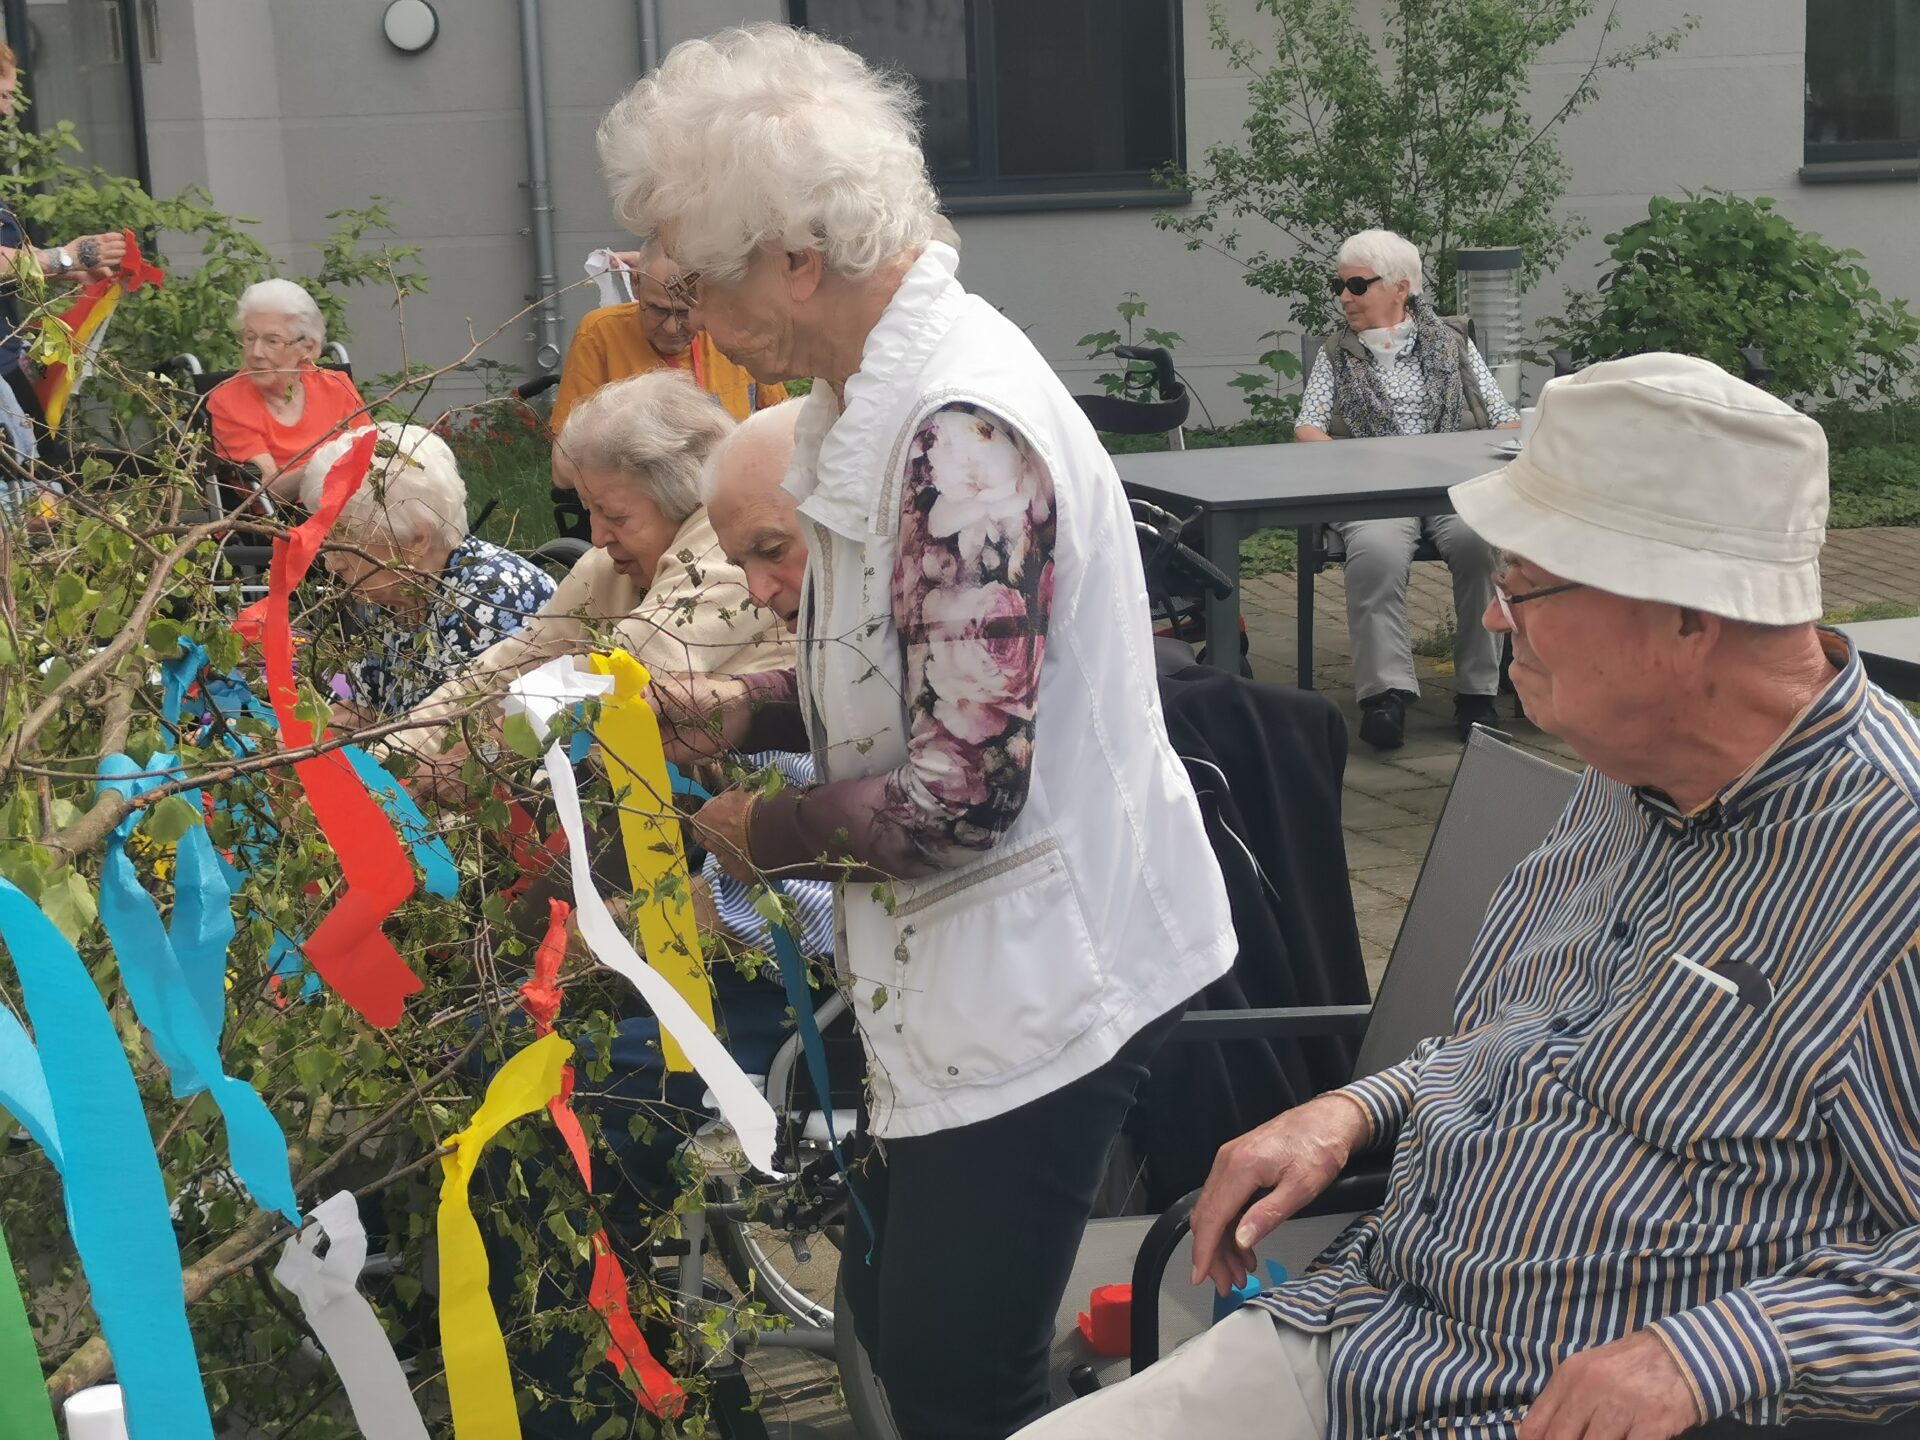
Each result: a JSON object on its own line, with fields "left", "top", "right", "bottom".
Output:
{"left": 1159, "top": 0, "right": 1695, "bottom": 333}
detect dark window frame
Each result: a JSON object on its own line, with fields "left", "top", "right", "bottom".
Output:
{"left": 1801, "top": 1, "right": 1920, "bottom": 181}
{"left": 789, "top": 0, "right": 1189, "bottom": 215}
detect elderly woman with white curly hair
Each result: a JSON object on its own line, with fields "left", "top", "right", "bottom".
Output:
{"left": 207, "top": 278, "right": 364, "bottom": 503}
{"left": 601, "top": 26, "right": 1234, "bottom": 1437}
{"left": 1296, "top": 227, "right": 1520, "bottom": 751}
{"left": 381, "top": 368, "right": 790, "bottom": 785}
{"left": 303, "top": 422, "right": 556, "bottom": 719}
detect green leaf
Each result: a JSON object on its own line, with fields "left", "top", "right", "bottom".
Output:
{"left": 40, "top": 869, "right": 98, "bottom": 944}
{"left": 144, "top": 795, "right": 203, "bottom": 845}
{"left": 503, "top": 711, "right": 546, "bottom": 761}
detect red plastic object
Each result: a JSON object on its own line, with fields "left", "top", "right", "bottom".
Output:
{"left": 1075, "top": 1284, "right": 1133, "bottom": 1358}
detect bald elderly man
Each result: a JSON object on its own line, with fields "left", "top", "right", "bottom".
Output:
{"left": 1018, "top": 353, "right": 1920, "bottom": 1440}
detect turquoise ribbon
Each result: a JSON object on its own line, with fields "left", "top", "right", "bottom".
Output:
{"left": 95, "top": 755, "right": 299, "bottom": 1224}
{"left": 0, "top": 878, "right": 215, "bottom": 1439}
{"left": 162, "top": 650, "right": 458, "bottom": 996}
{"left": 0, "top": 1005, "right": 62, "bottom": 1168}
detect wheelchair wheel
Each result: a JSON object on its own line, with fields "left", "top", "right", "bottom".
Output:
{"left": 709, "top": 1194, "right": 842, "bottom": 1332}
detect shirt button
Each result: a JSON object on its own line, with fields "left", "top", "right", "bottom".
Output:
{"left": 1403, "top": 1284, "right": 1434, "bottom": 1310}
{"left": 1419, "top": 1195, "right": 1439, "bottom": 1216}
{"left": 1611, "top": 919, "right": 1632, "bottom": 941}
{"left": 1471, "top": 1097, "right": 1494, "bottom": 1116}
{"left": 1548, "top": 1016, "right": 1571, "bottom": 1034}
{"left": 947, "top": 1066, "right": 959, "bottom": 1076}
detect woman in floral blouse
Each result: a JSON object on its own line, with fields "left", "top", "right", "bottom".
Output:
{"left": 606, "top": 33, "right": 1235, "bottom": 1439}
{"left": 301, "top": 422, "right": 555, "bottom": 717}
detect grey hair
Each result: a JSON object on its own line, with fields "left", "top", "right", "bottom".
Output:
{"left": 303, "top": 422, "right": 468, "bottom": 552}
{"left": 558, "top": 370, "right": 734, "bottom": 524}
{"left": 1336, "top": 229, "right": 1424, "bottom": 297}
{"left": 233, "top": 278, "right": 326, "bottom": 346}
{"left": 597, "top": 24, "right": 939, "bottom": 284}
{"left": 698, "top": 396, "right": 805, "bottom": 505}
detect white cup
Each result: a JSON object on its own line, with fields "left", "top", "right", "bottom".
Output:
{"left": 1518, "top": 406, "right": 1539, "bottom": 448}
{"left": 64, "top": 1385, "right": 130, "bottom": 1440}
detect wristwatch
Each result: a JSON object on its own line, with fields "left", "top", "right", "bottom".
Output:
{"left": 48, "top": 247, "right": 73, "bottom": 276}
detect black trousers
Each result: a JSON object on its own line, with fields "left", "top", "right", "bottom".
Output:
{"left": 841, "top": 1008, "right": 1180, "bottom": 1440}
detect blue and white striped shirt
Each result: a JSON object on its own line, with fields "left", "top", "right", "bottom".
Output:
{"left": 1256, "top": 638, "right": 1920, "bottom": 1433}
{"left": 703, "top": 751, "right": 835, "bottom": 959}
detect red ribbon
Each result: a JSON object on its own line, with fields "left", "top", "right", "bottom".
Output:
{"left": 519, "top": 899, "right": 684, "bottom": 1417}
{"left": 232, "top": 430, "right": 423, "bottom": 1027}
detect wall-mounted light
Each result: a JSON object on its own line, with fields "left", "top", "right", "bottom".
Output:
{"left": 382, "top": 0, "right": 439, "bottom": 55}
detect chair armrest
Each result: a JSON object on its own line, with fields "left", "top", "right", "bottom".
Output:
{"left": 1165, "top": 1005, "right": 1372, "bottom": 1044}
{"left": 1127, "top": 1157, "right": 1389, "bottom": 1374}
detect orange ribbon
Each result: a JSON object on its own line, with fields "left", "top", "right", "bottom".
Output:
{"left": 519, "top": 899, "right": 684, "bottom": 1417}
{"left": 232, "top": 429, "right": 423, "bottom": 1026}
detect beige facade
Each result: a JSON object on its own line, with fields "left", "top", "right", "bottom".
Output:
{"left": 116, "top": 1, "right": 1918, "bottom": 416}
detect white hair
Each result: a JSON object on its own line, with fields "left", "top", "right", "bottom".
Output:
{"left": 303, "top": 422, "right": 467, "bottom": 552}
{"left": 698, "top": 396, "right": 804, "bottom": 505}
{"left": 557, "top": 370, "right": 734, "bottom": 524}
{"left": 233, "top": 278, "right": 326, "bottom": 347}
{"left": 1337, "top": 229, "right": 1424, "bottom": 297}
{"left": 597, "top": 24, "right": 940, "bottom": 284}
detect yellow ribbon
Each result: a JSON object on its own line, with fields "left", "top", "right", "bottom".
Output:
{"left": 438, "top": 1031, "right": 572, "bottom": 1439}
{"left": 588, "top": 651, "right": 713, "bottom": 1072}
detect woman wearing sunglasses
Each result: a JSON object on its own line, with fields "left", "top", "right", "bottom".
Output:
{"left": 1296, "top": 228, "right": 1520, "bottom": 750}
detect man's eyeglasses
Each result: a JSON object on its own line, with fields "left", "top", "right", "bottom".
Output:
{"left": 1328, "top": 274, "right": 1389, "bottom": 298}
{"left": 641, "top": 302, "right": 693, "bottom": 328}
{"left": 1493, "top": 578, "right": 1585, "bottom": 631}
{"left": 241, "top": 332, "right": 297, "bottom": 351}
{"left": 662, "top": 269, "right": 702, "bottom": 308}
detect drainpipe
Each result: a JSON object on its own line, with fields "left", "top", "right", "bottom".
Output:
{"left": 636, "top": 0, "right": 661, "bottom": 72}
{"left": 517, "top": 0, "right": 563, "bottom": 372}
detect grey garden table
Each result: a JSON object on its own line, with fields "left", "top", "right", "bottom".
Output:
{"left": 1114, "top": 429, "right": 1517, "bottom": 686}
{"left": 1839, "top": 617, "right": 1920, "bottom": 700}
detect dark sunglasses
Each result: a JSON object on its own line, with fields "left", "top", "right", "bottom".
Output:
{"left": 1328, "top": 274, "right": 1390, "bottom": 297}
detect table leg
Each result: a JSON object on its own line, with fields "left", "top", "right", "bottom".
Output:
{"left": 1295, "top": 526, "right": 1316, "bottom": 691}
{"left": 1201, "top": 508, "right": 1242, "bottom": 672}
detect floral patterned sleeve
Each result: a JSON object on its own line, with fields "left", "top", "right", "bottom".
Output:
{"left": 747, "top": 403, "right": 1054, "bottom": 881}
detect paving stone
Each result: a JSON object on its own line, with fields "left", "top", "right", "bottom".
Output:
{"left": 1344, "top": 833, "right": 1411, "bottom": 873}
{"left": 1340, "top": 791, "right": 1427, "bottom": 832}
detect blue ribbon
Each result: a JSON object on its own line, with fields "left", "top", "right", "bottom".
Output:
{"left": 0, "top": 1005, "right": 62, "bottom": 1169}
{"left": 669, "top": 767, "right": 874, "bottom": 1252}
{"left": 96, "top": 755, "right": 300, "bottom": 1224}
{"left": 0, "top": 879, "right": 215, "bottom": 1439}
{"left": 162, "top": 649, "right": 458, "bottom": 996}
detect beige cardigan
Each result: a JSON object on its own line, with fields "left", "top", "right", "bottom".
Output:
{"left": 383, "top": 508, "right": 791, "bottom": 759}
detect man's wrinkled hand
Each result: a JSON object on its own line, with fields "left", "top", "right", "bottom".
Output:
{"left": 1516, "top": 1329, "right": 1703, "bottom": 1440}
{"left": 1188, "top": 1092, "right": 1370, "bottom": 1296}
{"left": 692, "top": 787, "right": 758, "bottom": 884}
{"left": 647, "top": 671, "right": 749, "bottom": 765}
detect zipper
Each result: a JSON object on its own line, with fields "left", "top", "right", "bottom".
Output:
{"left": 890, "top": 835, "right": 1060, "bottom": 920}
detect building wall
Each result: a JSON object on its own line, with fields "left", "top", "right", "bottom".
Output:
{"left": 132, "top": 0, "right": 1914, "bottom": 417}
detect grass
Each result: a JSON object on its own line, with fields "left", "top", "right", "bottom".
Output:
{"left": 1824, "top": 601, "right": 1920, "bottom": 624}
{"left": 445, "top": 400, "right": 560, "bottom": 550}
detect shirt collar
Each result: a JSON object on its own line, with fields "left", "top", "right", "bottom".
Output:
{"left": 1634, "top": 629, "right": 1863, "bottom": 830}
{"left": 785, "top": 242, "right": 963, "bottom": 538}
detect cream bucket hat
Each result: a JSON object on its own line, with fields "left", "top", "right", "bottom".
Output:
{"left": 1450, "top": 353, "right": 1829, "bottom": 625}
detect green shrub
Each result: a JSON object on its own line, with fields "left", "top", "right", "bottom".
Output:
{"left": 1547, "top": 192, "right": 1920, "bottom": 403}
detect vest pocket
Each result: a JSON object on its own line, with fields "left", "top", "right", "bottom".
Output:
{"left": 888, "top": 837, "right": 1105, "bottom": 1090}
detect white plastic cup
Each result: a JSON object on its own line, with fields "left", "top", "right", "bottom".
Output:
{"left": 63, "top": 1385, "right": 130, "bottom": 1440}
{"left": 1518, "top": 406, "right": 1539, "bottom": 448}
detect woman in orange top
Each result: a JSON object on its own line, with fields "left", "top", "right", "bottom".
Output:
{"left": 205, "top": 278, "right": 364, "bottom": 503}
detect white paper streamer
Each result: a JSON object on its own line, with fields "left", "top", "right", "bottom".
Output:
{"left": 505, "top": 660, "right": 784, "bottom": 1176}
{"left": 273, "top": 1192, "right": 429, "bottom": 1440}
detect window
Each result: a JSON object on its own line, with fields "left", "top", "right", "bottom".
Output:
{"left": 1804, "top": 0, "right": 1920, "bottom": 173}
{"left": 791, "top": 0, "right": 1185, "bottom": 213}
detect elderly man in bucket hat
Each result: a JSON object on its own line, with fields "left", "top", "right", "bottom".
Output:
{"left": 1017, "top": 354, "right": 1920, "bottom": 1440}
